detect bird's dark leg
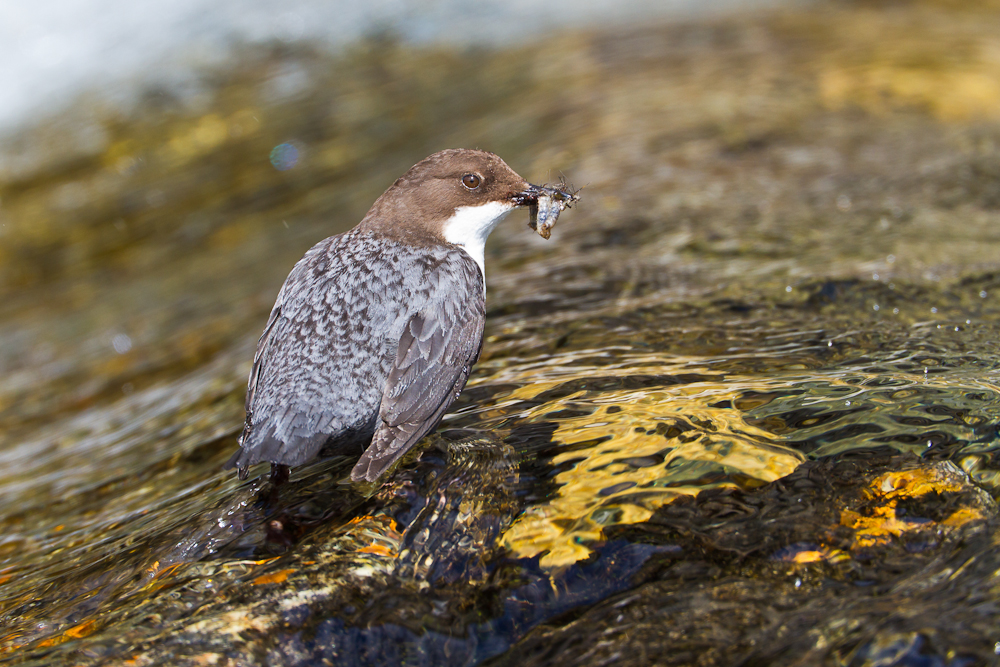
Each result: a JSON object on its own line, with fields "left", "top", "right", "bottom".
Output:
{"left": 262, "top": 463, "right": 290, "bottom": 506}
{"left": 269, "top": 463, "right": 290, "bottom": 487}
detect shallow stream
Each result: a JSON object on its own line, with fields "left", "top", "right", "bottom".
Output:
{"left": 5, "top": 3, "right": 1000, "bottom": 665}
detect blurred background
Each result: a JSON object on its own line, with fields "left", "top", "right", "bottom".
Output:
{"left": 0, "top": 0, "right": 807, "bottom": 459}
{"left": 1, "top": 0, "right": 785, "bottom": 134}
{"left": 7, "top": 0, "right": 1000, "bottom": 664}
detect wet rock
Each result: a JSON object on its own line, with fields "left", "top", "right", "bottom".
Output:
{"left": 492, "top": 454, "right": 997, "bottom": 666}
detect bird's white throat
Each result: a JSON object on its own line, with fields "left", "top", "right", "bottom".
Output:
{"left": 441, "top": 201, "right": 515, "bottom": 279}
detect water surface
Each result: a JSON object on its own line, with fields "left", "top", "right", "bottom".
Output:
{"left": 4, "top": 2, "right": 1000, "bottom": 664}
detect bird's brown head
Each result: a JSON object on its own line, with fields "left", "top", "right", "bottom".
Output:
{"left": 359, "top": 148, "right": 575, "bottom": 273}
{"left": 360, "top": 149, "right": 530, "bottom": 239}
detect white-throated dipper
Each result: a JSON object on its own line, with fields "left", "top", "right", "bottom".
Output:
{"left": 226, "top": 149, "right": 577, "bottom": 483}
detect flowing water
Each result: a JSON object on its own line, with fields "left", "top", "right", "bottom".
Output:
{"left": 4, "top": 3, "right": 1000, "bottom": 665}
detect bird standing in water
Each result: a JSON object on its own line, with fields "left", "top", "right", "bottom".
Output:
{"left": 226, "top": 149, "right": 576, "bottom": 484}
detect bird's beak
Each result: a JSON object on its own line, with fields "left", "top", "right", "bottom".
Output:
{"left": 511, "top": 181, "right": 581, "bottom": 240}
{"left": 512, "top": 182, "right": 581, "bottom": 208}
{"left": 512, "top": 183, "right": 553, "bottom": 207}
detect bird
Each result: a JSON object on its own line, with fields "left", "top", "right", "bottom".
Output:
{"left": 225, "top": 149, "right": 575, "bottom": 484}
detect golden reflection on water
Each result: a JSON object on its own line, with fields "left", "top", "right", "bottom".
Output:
{"left": 503, "top": 381, "right": 803, "bottom": 567}
{"left": 484, "top": 353, "right": 1000, "bottom": 568}
{"left": 494, "top": 356, "right": 804, "bottom": 568}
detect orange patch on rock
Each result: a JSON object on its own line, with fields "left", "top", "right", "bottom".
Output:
{"left": 842, "top": 466, "right": 987, "bottom": 550}
{"left": 358, "top": 544, "right": 395, "bottom": 557}
{"left": 252, "top": 568, "right": 296, "bottom": 585}
{"left": 64, "top": 620, "right": 99, "bottom": 639}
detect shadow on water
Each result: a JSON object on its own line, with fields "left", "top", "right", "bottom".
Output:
{"left": 7, "top": 1, "right": 1000, "bottom": 665}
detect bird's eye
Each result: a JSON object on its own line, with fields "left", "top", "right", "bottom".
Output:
{"left": 461, "top": 173, "right": 482, "bottom": 190}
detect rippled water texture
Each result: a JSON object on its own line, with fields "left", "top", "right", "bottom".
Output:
{"left": 5, "top": 2, "right": 1000, "bottom": 665}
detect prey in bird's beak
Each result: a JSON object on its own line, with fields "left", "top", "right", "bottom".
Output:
{"left": 512, "top": 180, "right": 581, "bottom": 240}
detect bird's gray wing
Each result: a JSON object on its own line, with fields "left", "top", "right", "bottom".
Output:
{"left": 351, "top": 274, "right": 485, "bottom": 482}
{"left": 245, "top": 304, "right": 282, "bottom": 416}
{"left": 228, "top": 232, "right": 391, "bottom": 474}
{"left": 226, "top": 301, "right": 283, "bottom": 475}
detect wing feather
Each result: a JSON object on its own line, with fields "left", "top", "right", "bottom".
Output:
{"left": 351, "top": 266, "right": 485, "bottom": 482}
{"left": 228, "top": 232, "right": 394, "bottom": 472}
{"left": 244, "top": 304, "right": 282, "bottom": 414}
